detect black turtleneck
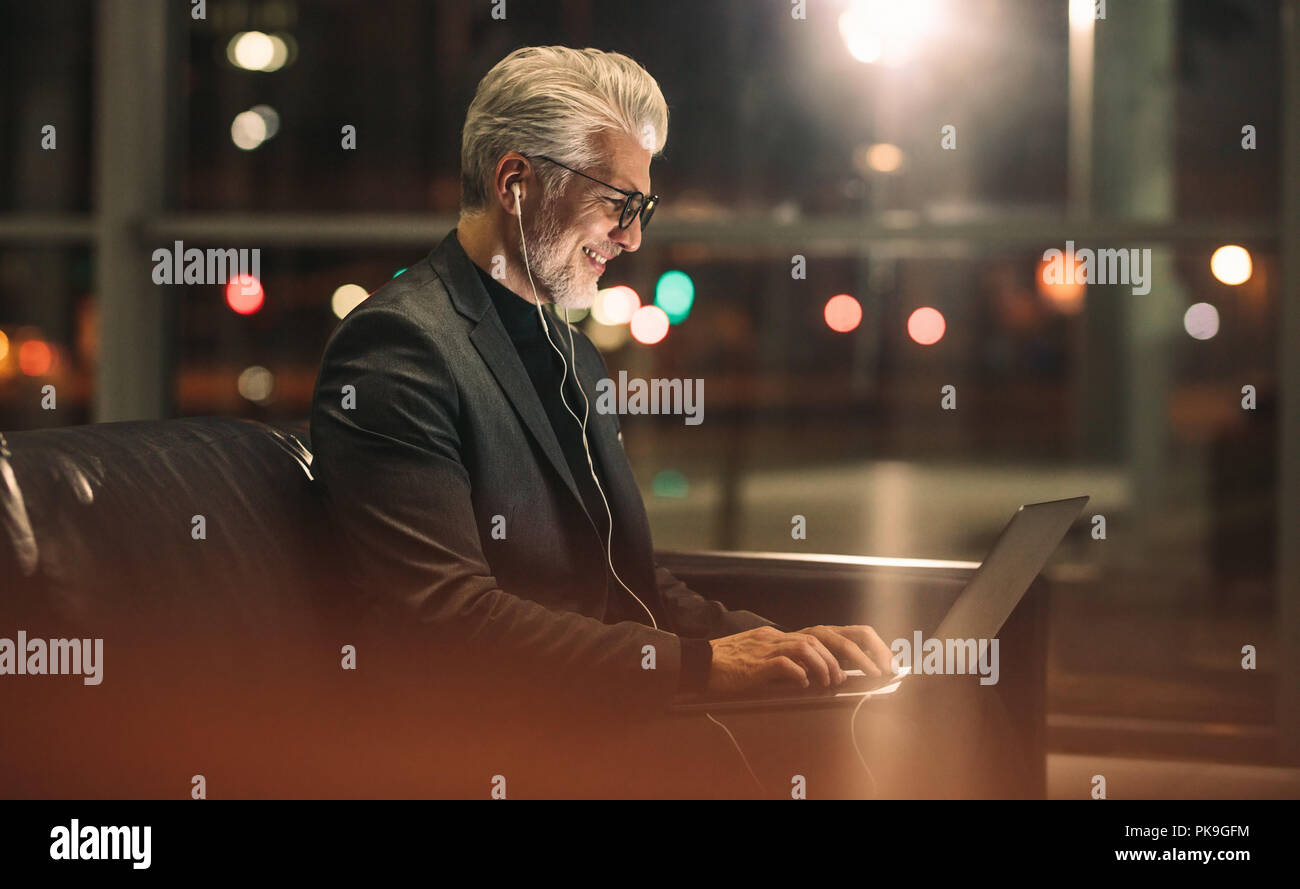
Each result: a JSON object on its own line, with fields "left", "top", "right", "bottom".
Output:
{"left": 468, "top": 249, "right": 712, "bottom": 693}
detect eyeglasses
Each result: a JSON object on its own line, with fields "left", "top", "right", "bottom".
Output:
{"left": 529, "top": 154, "right": 658, "bottom": 232}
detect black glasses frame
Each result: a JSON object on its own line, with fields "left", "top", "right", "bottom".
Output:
{"left": 530, "top": 154, "right": 658, "bottom": 231}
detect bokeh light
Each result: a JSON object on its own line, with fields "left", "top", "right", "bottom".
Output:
{"left": 237, "top": 365, "right": 275, "bottom": 403}
{"left": 227, "top": 32, "right": 290, "bottom": 72}
{"left": 18, "top": 339, "right": 54, "bottom": 376}
{"left": 231, "top": 110, "right": 269, "bottom": 151}
{"left": 654, "top": 270, "right": 695, "bottom": 324}
{"left": 592, "top": 285, "right": 640, "bottom": 325}
{"left": 331, "top": 283, "right": 369, "bottom": 319}
{"left": 226, "top": 275, "right": 265, "bottom": 314}
{"left": 824, "top": 294, "right": 863, "bottom": 333}
{"left": 1037, "top": 254, "right": 1086, "bottom": 313}
{"left": 249, "top": 104, "right": 281, "bottom": 138}
{"left": 907, "top": 306, "right": 946, "bottom": 345}
{"left": 229, "top": 32, "right": 275, "bottom": 71}
{"left": 630, "top": 305, "right": 670, "bottom": 344}
{"left": 1210, "top": 245, "right": 1252, "bottom": 285}
{"left": 262, "top": 33, "right": 290, "bottom": 72}
{"left": 839, "top": 0, "right": 941, "bottom": 66}
{"left": 1184, "top": 302, "right": 1220, "bottom": 340}
{"left": 864, "top": 143, "right": 904, "bottom": 173}
{"left": 652, "top": 469, "right": 689, "bottom": 499}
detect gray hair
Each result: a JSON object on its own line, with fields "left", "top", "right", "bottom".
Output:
{"left": 459, "top": 46, "right": 669, "bottom": 217}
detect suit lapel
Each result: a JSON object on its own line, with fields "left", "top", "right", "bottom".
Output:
{"left": 426, "top": 229, "right": 590, "bottom": 517}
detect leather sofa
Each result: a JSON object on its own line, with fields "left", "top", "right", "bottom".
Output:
{"left": 0, "top": 417, "right": 1048, "bottom": 798}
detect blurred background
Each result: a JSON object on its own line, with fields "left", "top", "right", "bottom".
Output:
{"left": 0, "top": 0, "right": 1296, "bottom": 797}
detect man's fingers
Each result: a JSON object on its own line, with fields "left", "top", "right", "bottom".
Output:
{"left": 762, "top": 655, "right": 808, "bottom": 688}
{"left": 820, "top": 632, "right": 880, "bottom": 677}
{"left": 856, "top": 626, "right": 898, "bottom": 674}
{"left": 834, "top": 626, "right": 895, "bottom": 674}
{"left": 784, "top": 633, "right": 840, "bottom": 687}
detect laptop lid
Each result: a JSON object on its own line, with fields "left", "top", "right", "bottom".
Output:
{"left": 932, "top": 495, "right": 1088, "bottom": 641}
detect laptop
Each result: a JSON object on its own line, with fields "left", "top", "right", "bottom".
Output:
{"left": 669, "top": 495, "right": 1089, "bottom": 714}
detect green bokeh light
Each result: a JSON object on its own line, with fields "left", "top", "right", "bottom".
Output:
{"left": 654, "top": 270, "right": 695, "bottom": 324}
{"left": 652, "top": 469, "right": 689, "bottom": 499}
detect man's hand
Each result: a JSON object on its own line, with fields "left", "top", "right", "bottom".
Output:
{"left": 705, "top": 624, "right": 895, "bottom": 694}
{"left": 793, "top": 625, "right": 896, "bottom": 678}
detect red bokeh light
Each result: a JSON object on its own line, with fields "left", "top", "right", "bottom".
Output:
{"left": 225, "top": 275, "right": 265, "bottom": 314}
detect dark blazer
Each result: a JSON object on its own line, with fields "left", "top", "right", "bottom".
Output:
{"left": 309, "top": 229, "right": 773, "bottom": 712}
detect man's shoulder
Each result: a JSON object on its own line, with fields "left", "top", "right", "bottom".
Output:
{"left": 349, "top": 259, "right": 452, "bottom": 327}
{"left": 310, "top": 258, "right": 463, "bottom": 437}
{"left": 320, "top": 255, "right": 468, "bottom": 354}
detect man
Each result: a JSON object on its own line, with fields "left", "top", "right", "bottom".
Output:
{"left": 309, "top": 46, "right": 894, "bottom": 718}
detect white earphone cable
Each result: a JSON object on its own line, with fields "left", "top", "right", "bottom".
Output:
{"left": 513, "top": 187, "right": 658, "bottom": 630}
{"left": 510, "top": 185, "right": 851, "bottom": 801}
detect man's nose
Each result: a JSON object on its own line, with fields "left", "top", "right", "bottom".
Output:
{"left": 611, "top": 216, "right": 642, "bottom": 253}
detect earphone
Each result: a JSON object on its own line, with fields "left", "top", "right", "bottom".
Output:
{"left": 512, "top": 181, "right": 658, "bottom": 631}
{"left": 514, "top": 180, "right": 768, "bottom": 792}
{"left": 512, "top": 180, "right": 878, "bottom": 798}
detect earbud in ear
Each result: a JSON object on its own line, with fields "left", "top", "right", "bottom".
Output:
{"left": 511, "top": 182, "right": 522, "bottom": 214}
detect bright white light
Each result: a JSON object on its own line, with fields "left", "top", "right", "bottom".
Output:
{"left": 231, "top": 31, "right": 276, "bottom": 71}
{"left": 231, "top": 110, "right": 268, "bottom": 150}
{"left": 839, "top": 13, "right": 883, "bottom": 63}
{"left": 237, "top": 365, "right": 275, "bottom": 403}
{"left": 331, "top": 284, "right": 369, "bottom": 319}
{"left": 1069, "top": 0, "right": 1098, "bottom": 29}
{"left": 592, "top": 286, "right": 640, "bottom": 325}
{"left": 1210, "top": 245, "right": 1252, "bottom": 285}
{"left": 839, "top": 0, "right": 941, "bottom": 67}
{"left": 1184, "top": 303, "right": 1220, "bottom": 340}
{"left": 630, "top": 305, "right": 670, "bottom": 345}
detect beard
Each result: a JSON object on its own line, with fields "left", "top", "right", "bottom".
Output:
{"left": 523, "top": 195, "right": 599, "bottom": 312}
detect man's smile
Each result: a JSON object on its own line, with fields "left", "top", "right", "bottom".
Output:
{"left": 581, "top": 245, "right": 612, "bottom": 273}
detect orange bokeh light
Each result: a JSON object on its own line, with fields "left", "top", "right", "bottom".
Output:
{"left": 824, "top": 294, "right": 862, "bottom": 333}
{"left": 1036, "top": 255, "right": 1086, "bottom": 313}
{"left": 907, "top": 306, "right": 946, "bottom": 345}
{"left": 18, "top": 339, "right": 54, "bottom": 376}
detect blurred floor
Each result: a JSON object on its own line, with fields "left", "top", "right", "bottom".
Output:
{"left": 1048, "top": 754, "right": 1300, "bottom": 799}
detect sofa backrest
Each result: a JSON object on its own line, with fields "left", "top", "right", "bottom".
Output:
{"left": 0, "top": 417, "right": 345, "bottom": 644}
